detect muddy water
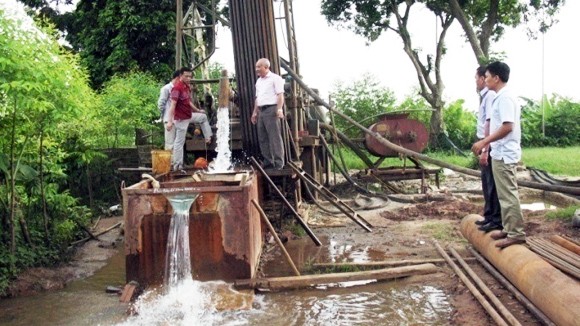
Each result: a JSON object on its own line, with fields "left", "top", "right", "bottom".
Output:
{"left": 0, "top": 236, "right": 452, "bottom": 325}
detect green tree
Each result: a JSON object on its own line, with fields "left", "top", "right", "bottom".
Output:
{"left": 0, "top": 3, "right": 98, "bottom": 294}
{"left": 321, "top": 0, "right": 565, "bottom": 148}
{"left": 321, "top": 0, "right": 454, "bottom": 148}
{"left": 330, "top": 73, "right": 397, "bottom": 138}
{"left": 448, "top": 0, "right": 564, "bottom": 65}
{"left": 61, "top": 0, "right": 176, "bottom": 89}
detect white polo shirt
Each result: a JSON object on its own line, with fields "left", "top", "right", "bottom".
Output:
{"left": 477, "top": 87, "right": 496, "bottom": 139}
{"left": 255, "top": 71, "right": 284, "bottom": 107}
{"left": 489, "top": 87, "right": 521, "bottom": 164}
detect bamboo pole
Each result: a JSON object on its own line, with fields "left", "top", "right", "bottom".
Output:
{"left": 251, "top": 199, "right": 300, "bottom": 276}
{"left": 234, "top": 263, "right": 438, "bottom": 291}
{"left": 434, "top": 241, "right": 508, "bottom": 326}
{"left": 449, "top": 247, "right": 522, "bottom": 326}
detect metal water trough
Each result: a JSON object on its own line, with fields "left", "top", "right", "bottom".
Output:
{"left": 121, "top": 171, "right": 262, "bottom": 288}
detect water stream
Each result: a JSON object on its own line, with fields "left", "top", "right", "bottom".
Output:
{"left": 164, "top": 194, "right": 197, "bottom": 287}
{"left": 209, "top": 107, "right": 233, "bottom": 173}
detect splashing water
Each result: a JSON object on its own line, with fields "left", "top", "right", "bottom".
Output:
{"left": 164, "top": 194, "right": 198, "bottom": 287}
{"left": 210, "top": 107, "right": 233, "bottom": 173}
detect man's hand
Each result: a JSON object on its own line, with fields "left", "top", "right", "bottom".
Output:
{"left": 251, "top": 112, "right": 258, "bottom": 124}
{"left": 471, "top": 140, "right": 486, "bottom": 156}
{"left": 197, "top": 109, "right": 206, "bottom": 114}
{"left": 479, "top": 152, "right": 488, "bottom": 167}
{"left": 166, "top": 121, "right": 173, "bottom": 131}
{"left": 277, "top": 108, "right": 284, "bottom": 119}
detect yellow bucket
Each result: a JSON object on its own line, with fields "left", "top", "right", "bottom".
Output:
{"left": 151, "top": 150, "right": 172, "bottom": 174}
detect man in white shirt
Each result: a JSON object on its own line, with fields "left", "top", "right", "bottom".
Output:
{"left": 157, "top": 70, "right": 180, "bottom": 150}
{"left": 472, "top": 61, "right": 526, "bottom": 249}
{"left": 251, "top": 58, "right": 285, "bottom": 170}
{"left": 473, "top": 66, "right": 502, "bottom": 233}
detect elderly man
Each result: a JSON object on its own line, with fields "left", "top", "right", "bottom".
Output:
{"left": 251, "top": 58, "right": 285, "bottom": 170}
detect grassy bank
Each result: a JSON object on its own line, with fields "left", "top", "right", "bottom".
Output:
{"left": 332, "top": 146, "right": 579, "bottom": 177}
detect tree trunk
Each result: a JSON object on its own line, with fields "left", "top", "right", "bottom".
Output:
{"left": 19, "top": 214, "right": 33, "bottom": 247}
{"left": 391, "top": 3, "right": 453, "bottom": 149}
{"left": 429, "top": 103, "right": 444, "bottom": 149}
{"left": 9, "top": 95, "right": 17, "bottom": 254}
{"left": 39, "top": 129, "right": 51, "bottom": 244}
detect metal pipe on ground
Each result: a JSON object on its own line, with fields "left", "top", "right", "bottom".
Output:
{"left": 250, "top": 156, "right": 321, "bottom": 246}
{"left": 280, "top": 60, "right": 580, "bottom": 197}
{"left": 433, "top": 241, "right": 509, "bottom": 326}
{"left": 460, "top": 214, "right": 580, "bottom": 326}
{"left": 468, "top": 247, "right": 556, "bottom": 326}
{"left": 549, "top": 235, "right": 580, "bottom": 256}
{"left": 448, "top": 247, "right": 522, "bottom": 326}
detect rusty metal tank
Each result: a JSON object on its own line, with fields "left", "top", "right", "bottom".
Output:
{"left": 122, "top": 171, "right": 261, "bottom": 288}
{"left": 364, "top": 113, "right": 429, "bottom": 157}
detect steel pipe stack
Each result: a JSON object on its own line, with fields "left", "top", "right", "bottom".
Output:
{"left": 229, "top": 0, "right": 280, "bottom": 155}
{"left": 460, "top": 214, "right": 580, "bottom": 326}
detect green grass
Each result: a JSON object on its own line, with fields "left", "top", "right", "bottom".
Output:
{"left": 522, "top": 146, "right": 580, "bottom": 176}
{"left": 330, "top": 146, "right": 580, "bottom": 177}
{"left": 421, "top": 222, "right": 458, "bottom": 241}
{"left": 546, "top": 204, "right": 580, "bottom": 221}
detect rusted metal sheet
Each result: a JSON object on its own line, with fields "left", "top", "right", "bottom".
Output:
{"left": 229, "top": 0, "right": 280, "bottom": 155}
{"left": 122, "top": 173, "right": 262, "bottom": 288}
{"left": 365, "top": 113, "right": 429, "bottom": 157}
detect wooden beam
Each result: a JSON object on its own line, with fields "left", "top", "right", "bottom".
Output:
{"left": 234, "top": 263, "right": 438, "bottom": 291}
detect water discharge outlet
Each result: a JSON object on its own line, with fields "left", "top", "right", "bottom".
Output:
{"left": 164, "top": 194, "right": 199, "bottom": 288}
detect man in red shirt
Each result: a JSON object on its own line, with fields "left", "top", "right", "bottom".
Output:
{"left": 166, "top": 67, "right": 212, "bottom": 171}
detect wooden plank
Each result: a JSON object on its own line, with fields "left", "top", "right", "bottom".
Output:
{"left": 234, "top": 263, "right": 438, "bottom": 290}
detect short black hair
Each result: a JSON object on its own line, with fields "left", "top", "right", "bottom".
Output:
{"left": 172, "top": 69, "right": 181, "bottom": 79}
{"left": 486, "top": 61, "right": 510, "bottom": 83}
{"left": 180, "top": 66, "right": 193, "bottom": 74}
{"left": 476, "top": 66, "right": 486, "bottom": 78}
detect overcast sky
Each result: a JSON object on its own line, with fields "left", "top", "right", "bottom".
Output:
{"left": 212, "top": 0, "right": 579, "bottom": 112}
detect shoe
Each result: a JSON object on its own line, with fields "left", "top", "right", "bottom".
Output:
{"left": 478, "top": 223, "right": 503, "bottom": 233}
{"left": 205, "top": 138, "right": 212, "bottom": 145}
{"left": 490, "top": 231, "right": 508, "bottom": 240}
{"left": 495, "top": 238, "right": 526, "bottom": 249}
{"left": 475, "top": 219, "right": 491, "bottom": 226}
{"left": 275, "top": 165, "right": 284, "bottom": 171}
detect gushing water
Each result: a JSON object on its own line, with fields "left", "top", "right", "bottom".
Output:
{"left": 164, "top": 194, "right": 198, "bottom": 287}
{"left": 210, "top": 107, "right": 233, "bottom": 173}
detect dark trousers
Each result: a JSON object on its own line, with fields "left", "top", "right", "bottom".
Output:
{"left": 481, "top": 150, "right": 502, "bottom": 225}
{"left": 257, "top": 105, "right": 284, "bottom": 168}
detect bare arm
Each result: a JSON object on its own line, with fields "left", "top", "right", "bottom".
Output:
{"left": 276, "top": 93, "right": 284, "bottom": 119}
{"left": 251, "top": 99, "right": 259, "bottom": 124}
{"left": 472, "top": 122, "right": 513, "bottom": 155}
{"left": 166, "top": 99, "right": 177, "bottom": 131}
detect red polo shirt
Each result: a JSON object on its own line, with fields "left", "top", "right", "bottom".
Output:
{"left": 170, "top": 80, "right": 193, "bottom": 120}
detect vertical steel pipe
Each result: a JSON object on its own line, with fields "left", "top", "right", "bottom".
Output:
{"left": 229, "top": 0, "right": 280, "bottom": 155}
{"left": 460, "top": 214, "right": 580, "bottom": 326}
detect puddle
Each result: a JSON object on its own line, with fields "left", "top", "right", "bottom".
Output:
{"left": 521, "top": 201, "right": 558, "bottom": 211}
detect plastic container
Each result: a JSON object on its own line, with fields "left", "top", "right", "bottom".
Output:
{"left": 151, "top": 150, "right": 171, "bottom": 174}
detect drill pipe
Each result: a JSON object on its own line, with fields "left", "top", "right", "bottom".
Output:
{"left": 460, "top": 214, "right": 580, "bottom": 326}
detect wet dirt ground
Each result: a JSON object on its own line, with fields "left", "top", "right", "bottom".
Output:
{"left": 4, "top": 169, "right": 580, "bottom": 325}
{"left": 258, "top": 170, "right": 580, "bottom": 325}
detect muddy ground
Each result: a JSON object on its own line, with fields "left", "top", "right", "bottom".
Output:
{"left": 5, "top": 169, "right": 580, "bottom": 325}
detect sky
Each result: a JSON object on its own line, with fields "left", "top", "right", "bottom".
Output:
{"left": 211, "top": 0, "right": 580, "bottom": 112}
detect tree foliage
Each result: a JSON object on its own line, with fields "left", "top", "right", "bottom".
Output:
{"left": 330, "top": 73, "right": 397, "bottom": 138}
{"left": 60, "top": 0, "right": 176, "bottom": 89}
{"left": 0, "top": 2, "right": 100, "bottom": 294}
